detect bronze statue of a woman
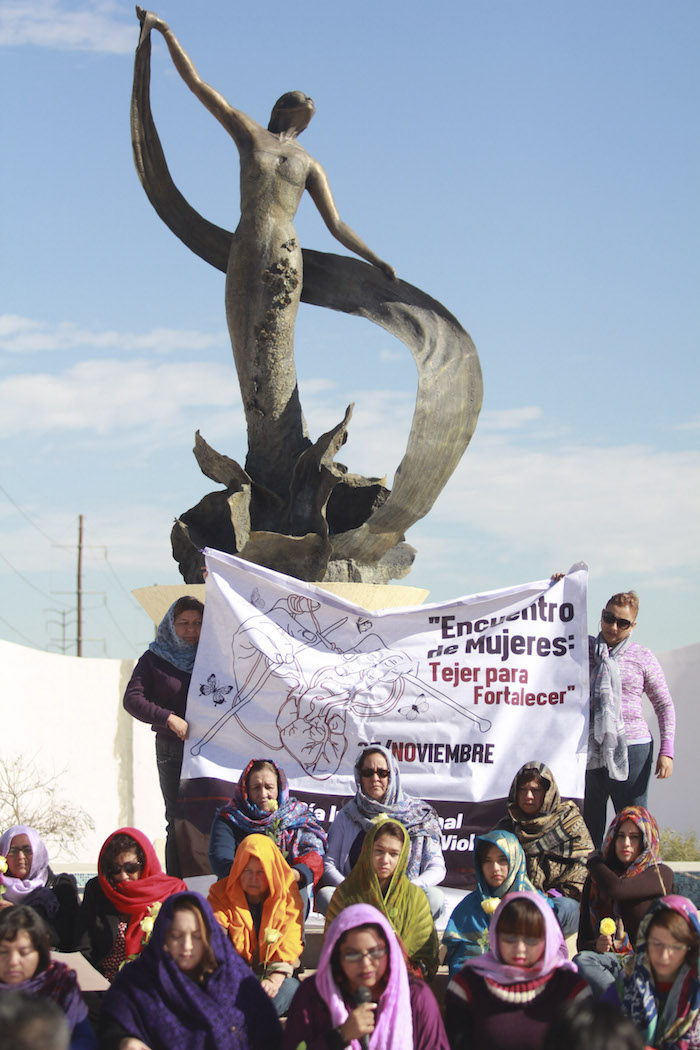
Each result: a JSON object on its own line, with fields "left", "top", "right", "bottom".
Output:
{"left": 137, "top": 9, "right": 395, "bottom": 499}
{"left": 132, "top": 8, "right": 481, "bottom": 585}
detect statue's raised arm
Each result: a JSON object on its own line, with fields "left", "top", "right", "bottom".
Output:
{"left": 131, "top": 11, "right": 482, "bottom": 586}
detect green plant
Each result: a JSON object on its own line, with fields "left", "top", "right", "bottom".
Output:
{"left": 659, "top": 828, "right": 700, "bottom": 862}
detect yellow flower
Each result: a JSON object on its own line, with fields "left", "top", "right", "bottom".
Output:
{"left": 481, "top": 897, "right": 499, "bottom": 916}
{"left": 264, "top": 928, "right": 282, "bottom": 945}
{"left": 0, "top": 855, "right": 7, "bottom": 875}
{"left": 148, "top": 902, "right": 162, "bottom": 918}
{"left": 266, "top": 800, "right": 279, "bottom": 813}
{"left": 140, "top": 916, "right": 155, "bottom": 935}
{"left": 599, "top": 918, "right": 616, "bottom": 937}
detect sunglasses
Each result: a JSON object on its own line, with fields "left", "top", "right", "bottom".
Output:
{"left": 602, "top": 610, "right": 634, "bottom": 630}
{"left": 341, "top": 947, "right": 387, "bottom": 963}
{"left": 360, "top": 768, "right": 390, "bottom": 780}
{"left": 7, "top": 846, "right": 33, "bottom": 857}
{"left": 107, "top": 862, "right": 142, "bottom": 878}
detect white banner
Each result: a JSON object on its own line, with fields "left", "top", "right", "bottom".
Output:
{"left": 182, "top": 552, "right": 589, "bottom": 805}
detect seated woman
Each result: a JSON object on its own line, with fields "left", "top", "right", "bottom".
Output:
{"left": 497, "top": 760, "right": 593, "bottom": 936}
{"left": 208, "top": 834, "right": 302, "bottom": 1017}
{"left": 608, "top": 895, "right": 700, "bottom": 1049}
{"left": 443, "top": 829, "right": 541, "bottom": 977}
{"left": 445, "top": 892, "right": 590, "bottom": 1050}
{"left": 283, "top": 903, "right": 448, "bottom": 1050}
{"left": 325, "top": 817, "right": 438, "bottom": 980}
{"left": 0, "top": 825, "right": 79, "bottom": 951}
{"left": 574, "top": 806, "right": 673, "bottom": 999}
{"left": 0, "top": 906, "right": 95, "bottom": 1050}
{"left": 77, "top": 828, "right": 187, "bottom": 981}
{"left": 99, "top": 892, "right": 282, "bottom": 1050}
{"left": 319, "top": 746, "right": 445, "bottom": 918}
{"left": 209, "top": 758, "right": 326, "bottom": 914}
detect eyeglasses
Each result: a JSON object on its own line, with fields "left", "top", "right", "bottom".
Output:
{"left": 647, "top": 938, "right": 687, "bottom": 955}
{"left": 106, "top": 862, "right": 142, "bottom": 878}
{"left": 341, "top": 947, "right": 387, "bottom": 964}
{"left": 7, "top": 846, "right": 33, "bottom": 857}
{"left": 602, "top": 610, "right": 634, "bottom": 630}
{"left": 360, "top": 769, "right": 390, "bottom": 780}
{"left": 499, "top": 933, "right": 543, "bottom": 947}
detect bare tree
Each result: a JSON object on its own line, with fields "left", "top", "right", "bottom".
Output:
{"left": 0, "top": 754, "right": 94, "bottom": 858}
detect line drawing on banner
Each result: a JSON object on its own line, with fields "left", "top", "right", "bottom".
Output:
{"left": 190, "top": 593, "right": 492, "bottom": 777}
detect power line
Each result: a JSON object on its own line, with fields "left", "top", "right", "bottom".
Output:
{"left": 0, "top": 482, "right": 66, "bottom": 546}
{"left": 0, "top": 551, "right": 69, "bottom": 605}
{"left": 0, "top": 613, "right": 40, "bottom": 648}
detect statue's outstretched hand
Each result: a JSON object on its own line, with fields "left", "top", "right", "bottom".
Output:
{"left": 136, "top": 6, "right": 163, "bottom": 44}
{"left": 377, "top": 260, "right": 397, "bottom": 280}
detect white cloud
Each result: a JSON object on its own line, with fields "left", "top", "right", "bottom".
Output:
{"left": 0, "top": 315, "right": 226, "bottom": 354}
{"left": 0, "top": 359, "right": 239, "bottom": 436}
{"left": 379, "top": 347, "right": 403, "bottom": 363}
{"left": 480, "top": 406, "right": 542, "bottom": 431}
{"left": 0, "top": 0, "right": 133, "bottom": 53}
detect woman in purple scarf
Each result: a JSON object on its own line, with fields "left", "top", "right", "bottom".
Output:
{"left": 283, "top": 903, "right": 448, "bottom": 1050}
{"left": 0, "top": 906, "right": 94, "bottom": 1050}
{"left": 445, "top": 891, "right": 590, "bottom": 1050}
{"left": 99, "top": 891, "right": 281, "bottom": 1050}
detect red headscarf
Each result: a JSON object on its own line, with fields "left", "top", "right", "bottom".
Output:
{"left": 97, "top": 827, "right": 187, "bottom": 956}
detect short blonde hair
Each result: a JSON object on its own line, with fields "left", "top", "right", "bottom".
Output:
{"left": 606, "top": 591, "right": 639, "bottom": 617}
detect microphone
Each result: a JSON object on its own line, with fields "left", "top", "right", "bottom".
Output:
{"left": 354, "top": 986, "right": 372, "bottom": 1050}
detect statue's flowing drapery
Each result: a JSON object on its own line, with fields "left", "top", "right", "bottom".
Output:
{"left": 131, "top": 34, "right": 482, "bottom": 581}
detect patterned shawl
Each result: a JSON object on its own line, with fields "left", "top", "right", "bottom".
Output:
{"left": 618, "top": 896, "right": 700, "bottom": 1049}
{"left": 0, "top": 960, "right": 87, "bottom": 1030}
{"left": 214, "top": 759, "right": 326, "bottom": 874}
{"left": 316, "top": 903, "right": 413, "bottom": 1050}
{"left": 101, "top": 891, "right": 281, "bottom": 1050}
{"left": 342, "top": 746, "right": 442, "bottom": 880}
{"left": 0, "top": 825, "right": 52, "bottom": 906}
{"left": 465, "top": 891, "right": 576, "bottom": 985}
{"left": 208, "top": 834, "right": 302, "bottom": 970}
{"left": 149, "top": 598, "right": 200, "bottom": 672}
{"left": 588, "top": 633, "right": 631, "bottom": 780}
{"left": 588, "top": 806, "right": 666, "bottom": 956}
{"left": 442, "top": 830, "right": 540, "bottom": 973}
{"left": 505, "top": 760, "right": 592, "bottom": 898}
{"left": 324, "top": 817, "right": 438, "bottom": 978}
{"left": 97, "top": 828, "right": 187, "bottom": 957}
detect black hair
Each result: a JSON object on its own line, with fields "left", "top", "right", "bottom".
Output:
{"left": 101, "top": 833, "right": 146, "bottom": 878}
{"left": 0, "top": 906, "right": 51, "bottom": 974}
{"left": 542, "top": 999, "right": 644, "bottom": 1050}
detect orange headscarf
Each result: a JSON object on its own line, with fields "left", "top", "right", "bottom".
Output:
{"left": 207, "top": 834, "right": 302, "bottom": 968}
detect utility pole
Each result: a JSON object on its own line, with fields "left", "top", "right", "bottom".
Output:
{"left": 77, "top": 514, "right": 83, "bottom": 657}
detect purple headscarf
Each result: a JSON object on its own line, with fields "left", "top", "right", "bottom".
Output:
{"left": 0, "top": 826, "right": 50, "bottom": 904}
{"left": 100, "top": 891, "right": 281, "bottom": 1050}
{"left": 316, "top": 903, "right": 413, "bottom": 1050}
{"left": 465, "top": 891, "right": 576, "bottom": 985}
{"left": 0, "top": 961, "right": 87, "bottom": 1030}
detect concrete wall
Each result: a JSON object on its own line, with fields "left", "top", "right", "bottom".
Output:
{"left": 2, "top": 637, "right": 697, "bottom": 871}
{"left": 0, "top": 639, "right": 164, "bottom": 869}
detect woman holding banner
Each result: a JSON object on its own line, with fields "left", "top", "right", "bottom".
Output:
{"left": 584, "top": 590, "right": 675, "bottom": 849}
{"left": 123, "top": 596, "right": 204, "bottom": 877}
{"left": 317, "top": 746, "right": 445, "bottom": 918}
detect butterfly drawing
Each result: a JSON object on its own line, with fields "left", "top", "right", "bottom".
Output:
{"left": 250, "top": 587, "right": 265, "bottom": 610}
{"left": 356, "top": 616, "right": 372, "bottom": 633}
{"left": 199, "top": 673, "right": 234, "bottom": 706}
{"left": 399, "top": 696, "right": 429, "bottom": 721}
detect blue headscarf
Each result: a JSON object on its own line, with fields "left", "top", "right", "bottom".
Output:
{"left": 442, "top": 830, "right": 541, "bottom": 976}
{"left": 149, "top": 599, "right": 202, "bottom": 673}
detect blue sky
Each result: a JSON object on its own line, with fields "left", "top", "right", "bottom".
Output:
{"left": 1, "top": 0, "right": 698, "bottom": 659}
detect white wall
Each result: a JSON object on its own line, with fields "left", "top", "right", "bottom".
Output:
{"left": 0, "top": 640, "right": 164, "bottom": 869}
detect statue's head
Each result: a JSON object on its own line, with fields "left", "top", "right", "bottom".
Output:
{"left": 268, "top": 91, "right": 315, "bottom": 134}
